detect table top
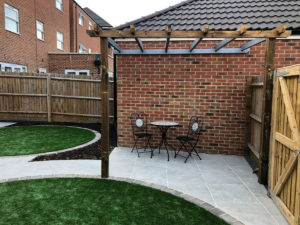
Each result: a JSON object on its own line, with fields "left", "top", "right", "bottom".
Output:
{"left": 150, "top": 120, "right": 179, "bottom": 127}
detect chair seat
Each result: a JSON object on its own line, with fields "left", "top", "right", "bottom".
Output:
{"left": 135, "top": 133, "right": 152, "bottom": 138}
{"left": 176, "top": 136, "right": 195, "bottom": 142}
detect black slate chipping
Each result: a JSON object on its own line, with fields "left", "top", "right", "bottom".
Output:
{"left": 115, "top": 0, "right": 300, "bottom": 31}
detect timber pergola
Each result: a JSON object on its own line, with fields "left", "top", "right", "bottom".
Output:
{"left": 87, "top": 24, "right": 291, "bottom": 178}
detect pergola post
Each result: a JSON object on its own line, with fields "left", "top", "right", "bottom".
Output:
{"left": 100, "top": 37, "right": 110, "bottom": 178}
{"left": 260, "top": 38, "right": 276, "bottom": 184}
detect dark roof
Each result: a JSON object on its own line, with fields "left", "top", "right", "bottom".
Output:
{"left": 84, "top": 7, "right": 112, "bottom": 28}
{"left": 115, "top": 0, "right": 300, "bottom": 31}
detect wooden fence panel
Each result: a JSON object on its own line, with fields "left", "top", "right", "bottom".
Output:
{"left": 247, "top": 76, "right": 264, "bottom": 169}
{"left": 269, "top": 65, "right": 300, "bottom": 225}
{"left": 0, "top": 72, "right": 114, "bottom": 123}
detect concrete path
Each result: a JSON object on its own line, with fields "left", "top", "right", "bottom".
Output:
{"left": 0, "top": 122, "right": 288, "bottom": 225}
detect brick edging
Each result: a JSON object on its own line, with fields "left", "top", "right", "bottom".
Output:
{"left": 0, "top": 174, "right": 244, "bottom": 225}
{"left": 0, "top": 125, "right": 101, "bottom": 159}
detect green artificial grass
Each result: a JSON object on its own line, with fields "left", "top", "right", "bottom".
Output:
{"left": 0, "top": 126, "right": 95, "bottom": 156}
{"left": 0, "top": 178, "right": 229, "bottom": 225}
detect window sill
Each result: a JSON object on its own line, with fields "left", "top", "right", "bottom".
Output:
{"left": 5, "top": 29, "right": 20, "bottom": 36}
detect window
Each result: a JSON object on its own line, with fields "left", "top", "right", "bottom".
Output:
{"left": 5, "top": 4, "right": 19, "bottom": 34}
{"left": 65, "top": 69, "right": 90, "bottom": 76}
{"left": 57, "top": 32, "right": 63, "bottom": 50}
{"left": 56, "top": 0, "right": 63, "bottom": 11}
{"left": 79, "top": 43, "right": 86, "bottom": 53}
{"left": 89, "top": 21, "right": 92, "bottom": 30}
{"left": 0, "top": 62, "right": 27, "bottom": 72}
{"left": 79, "top": 12, "right": 84, "bottom": 26}
{"left": 39, "top": 68, "right": 47, "bottom": 74}
{"left": 36, "top": 20, "right": 44, "bottom": 40}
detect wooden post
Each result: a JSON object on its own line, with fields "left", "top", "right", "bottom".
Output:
{"left": 47, "top": 74, "right": 52, "bottom": 122}
{"left": 259, "top": 38, "right": 276, "bottom": 184}
{"left": 100, "top": 37, "right": 109, "bottom": 178}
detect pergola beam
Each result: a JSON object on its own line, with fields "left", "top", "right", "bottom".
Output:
{"left": 165, "top": 25, "right": 172, "bottom": 53}
{"left": 214, "top": 25, "right": 247, "bottom": 51}
{"left": 108, "top": 38, "right": 122, "bottom": 53}
{"left": 189, "top": 25, "right": 209, "bottom": 52}
{"left": 135, "top": 38, "right": 144, "bottom": 52}
{"left": 129, "top": 24, "right": 144, "bottom": 52}
{"left": 214, "top": 38, "right": 234, "bottom": 51}
{"left": 114, "top": 48, "right": 249, "bottom": 55}
{"left": 240, "top": 38, "right": 266, "bottom": 51}
{"left": 87, "top": 29, "right": 291, "bottom": 39}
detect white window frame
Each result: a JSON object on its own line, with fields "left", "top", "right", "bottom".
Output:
{"left": 4, "top": 4, "right": 19, "bottom": 34}
{"left": 56, "top": 31, "right": 64, "bottom": 50}
{"left": 65, "top": 69, "right": 90, "bottom": 76}
{"left": 36, "top": 20, "right": 44, "bottom": 41}
{"left": 0, "top": 62, "right": 27, "bottom": 72}
{"left": 89, "top": 21, "right": 92, "bottom": 30}
{"left": 56, "top": 0, "right": 63, "bottom": 11}
{"left": 38, "top": 68, "right": 47, "bottom": 74}
{"left": 79, "top": 43, "right": 86, "bottom": 53}
{"left": 79, "top": 12, "right": 84, "bottom": 26}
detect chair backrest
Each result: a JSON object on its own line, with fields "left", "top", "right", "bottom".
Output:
{"left": 129, "top": 112, "right": 148, "bottom": 135}
{"left": 187, "top": 116, "right": 203, "bottom": 140}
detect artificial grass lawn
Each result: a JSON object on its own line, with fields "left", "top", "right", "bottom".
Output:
{"left": 0, "top": 126, "right": 95, "bottom": 156}
{"left": 0, "top": 178, "right": 229, "bottom": 225}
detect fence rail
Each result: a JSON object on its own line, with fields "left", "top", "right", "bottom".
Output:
{"left": 0, "top": 72, "right": 114, "bottom": 123}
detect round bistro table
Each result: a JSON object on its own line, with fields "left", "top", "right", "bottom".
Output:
{"left": 150, "top": 120, "right": 179, "bottom": 161}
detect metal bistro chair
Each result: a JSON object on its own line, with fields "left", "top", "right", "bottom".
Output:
{"left": 174, "top": 116, "right": 203, "bottom": 163}
{"left": 129, "top": 112, "right": 153, "bottom": 158}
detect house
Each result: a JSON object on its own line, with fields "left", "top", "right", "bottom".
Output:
{"left": 0, "top": 0, "right": 112, "bottom": 74}
{"left": 111, "top": 0, "right": 300, "bottom": 165}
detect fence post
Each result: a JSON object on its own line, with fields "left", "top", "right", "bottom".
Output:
{"left": 259, "top": 38, "right": 276, "bottom": 184}
{"left": 101, "top": 37, "right": 110, "bottom": 178}
{"left": 47, "top": 74, "right": 52, "bottom": 122}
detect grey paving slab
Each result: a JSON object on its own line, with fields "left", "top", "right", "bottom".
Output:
{"left": 0, "top": 146, "right": 289, "bottom": 225}
{"left": 0, "top": 122, "right": 15, "bottom": 128}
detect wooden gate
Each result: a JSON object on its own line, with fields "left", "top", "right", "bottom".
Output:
{"left": 269, "top": 65, "right": 300, "bottom": 225}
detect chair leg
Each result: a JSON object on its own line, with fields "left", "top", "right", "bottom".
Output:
{"left": 184, "top": 144, "right": 192, "bottom": 163}
{"left": 174, "top": 141, "right": 184, "bottom": 158}
{"left": 146, "top": 136, "right": 154, "bottom": 158}
{"left": 131, "top": 139, "right": 138, "bottom": 153}
{"left": 189, "top": 142, "right": 202, "bottom": 160}
{"left": 135, "top": 138, "right": 140, "bottom": 157}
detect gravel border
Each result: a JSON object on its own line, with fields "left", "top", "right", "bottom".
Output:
{"left": 0, "top": 125, "right": 101, "bottom": 159}
{"left": 0, "top": 175, "right": 244, "bottom": 225}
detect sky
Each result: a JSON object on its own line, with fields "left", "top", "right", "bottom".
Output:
{"left": 75, "top": 0, "right": 184, "bottom": 27}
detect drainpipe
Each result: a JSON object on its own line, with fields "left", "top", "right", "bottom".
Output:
{"left": 113, "top": 54, "right": 117, "bottom": 146}
{"left": 75, "top": 4, "right": 78, "bottom": 52}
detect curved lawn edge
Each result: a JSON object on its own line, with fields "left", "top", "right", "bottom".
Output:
{"left": 0, "top": 126, "right": 101, "bottom": 159}
{"left": 0, "top": 175, "right": 244, "bottom": 225}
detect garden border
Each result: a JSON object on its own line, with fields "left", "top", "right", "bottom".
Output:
{"left": 0, "top": 125, "right": 101, "bottom": 159}
{"left": 0, "top": 174, "right": 244, "bottom": 225}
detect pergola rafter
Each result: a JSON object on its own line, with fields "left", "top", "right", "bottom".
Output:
{"left": 87, "top": 24, "right": 291, "bottom": 178}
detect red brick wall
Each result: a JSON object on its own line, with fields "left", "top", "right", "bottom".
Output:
{"left": 0, "top": 0, "right": 37, "bottom": 71}
{"left": 0, "top": 0, "right": 103, "bottom": 72}
{"left": 116, "top": 39, "right": 300, "bottom": 155}
{"left": 74, "top": 6, "right": 100, "bottom": 53}
{"left": 49, "top": 53, "right": 113, "bottom": 74}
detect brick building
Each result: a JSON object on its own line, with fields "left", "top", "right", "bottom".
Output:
{"left": 0, "top": 0, "right": 112, "bottom": 74}
{"left": 111, "top": 0, "right": 300, "bottom": 156}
